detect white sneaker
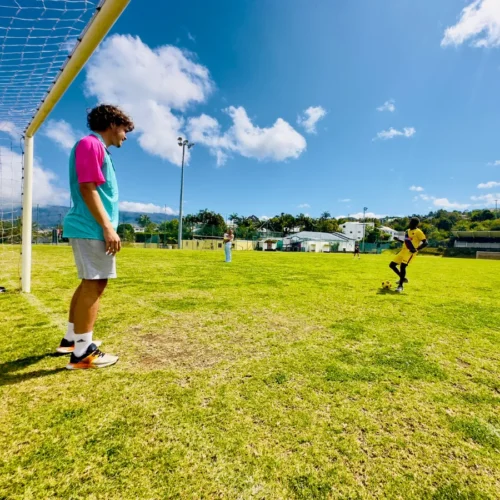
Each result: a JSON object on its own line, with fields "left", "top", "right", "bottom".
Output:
{"left": 396, "top": 286, "right": 404, "bottom": 293}
{"left": 66, "top": 344, "right": 118, "bottom": 370}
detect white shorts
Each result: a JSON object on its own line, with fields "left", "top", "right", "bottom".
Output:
{"left": 70, "top": 239, "right": 117, "bottom": 280}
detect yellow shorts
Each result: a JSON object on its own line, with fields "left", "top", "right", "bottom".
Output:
{"left": 392, "top": 249, "right": 417, "bottom": 266}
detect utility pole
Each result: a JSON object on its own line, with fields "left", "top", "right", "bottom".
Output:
{"left": 362, "top": 206, "right": 368, "bottom": 253}
{"left": 177, "top": 137, "right": 194, "bottom": 249}
{"left": 495, "top": 199, "right": 498, "bottom": 218}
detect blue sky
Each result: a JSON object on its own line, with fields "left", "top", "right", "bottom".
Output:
{"left": 2, "top": 0, "right": 500, "bottom": 220}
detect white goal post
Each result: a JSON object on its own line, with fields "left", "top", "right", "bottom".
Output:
{"left": 2, "top": 0, "right": 131, "bottom": 293}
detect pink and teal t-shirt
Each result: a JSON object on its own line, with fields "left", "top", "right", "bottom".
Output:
{"left": 63, "top": 133, "right": 119, "bottom": 240}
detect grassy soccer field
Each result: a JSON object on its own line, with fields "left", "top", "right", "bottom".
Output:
{"left": 1, "top": 246, "right": 499, "bottom": 499}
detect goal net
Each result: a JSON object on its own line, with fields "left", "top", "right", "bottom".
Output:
{"left": 0, "top": 0, "right": 130, "bottom": 292}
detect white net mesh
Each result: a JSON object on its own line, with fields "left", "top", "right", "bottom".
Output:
{"left": 0, "top": 1, "right": 101, "bottom": 290}
{"left": 0, "top": 137, "right": 23, "bottom": 288}
{"left": 0, "top": 0, "right": 99, "bottom": 137}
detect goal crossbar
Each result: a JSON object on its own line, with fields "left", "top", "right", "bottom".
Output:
{"left": 20, "top": 0, "right": 131, "bottom": 293}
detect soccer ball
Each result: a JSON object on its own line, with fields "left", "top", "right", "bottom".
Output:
{"left": 382, "top": 280, "right": 392, "bottom": 289}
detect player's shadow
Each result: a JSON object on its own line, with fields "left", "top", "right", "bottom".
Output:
{"left": 377, "top": 288, "right": 399, "bottom": 295}
{"left": 0, "top": 353, "right": 65, "bottom": 387}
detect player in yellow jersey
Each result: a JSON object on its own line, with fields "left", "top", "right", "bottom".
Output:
{"left": 389, "top": 217, "right": 428, "bottom": 293}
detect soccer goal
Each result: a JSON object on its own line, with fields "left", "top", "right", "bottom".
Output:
{"left": 0, "top": 0, "right": 131, "bottom": 292}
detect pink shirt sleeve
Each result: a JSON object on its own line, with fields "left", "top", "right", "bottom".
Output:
{"left": 75, "top": 136, "right": 106, "bottom": 186}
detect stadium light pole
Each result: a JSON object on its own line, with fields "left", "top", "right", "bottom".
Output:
{"left": 362, "top": 206, "right": 368, "bottom": 253}
{"left": 177, "top": 137, "right": 194, "bottom": 249}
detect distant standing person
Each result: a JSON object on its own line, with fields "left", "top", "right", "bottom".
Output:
{"left": 353, "top": 242, "right": 360, "bottom": 259}
{"left": 223, "top": 228, "right": 234, "bottom": 263}
{"left": 58, "top": 105, "right": 134, "bottom": 369}
{"left": 389, "top": 217, "right": 428, "bottom": 293}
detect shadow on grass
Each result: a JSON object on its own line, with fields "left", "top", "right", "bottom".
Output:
{"left": 376, "top": 288, "right": 400, "bottom": 295}
{"left": 0, "top": 353, "right": 65, "bottom": 386}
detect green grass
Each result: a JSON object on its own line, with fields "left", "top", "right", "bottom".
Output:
{"left": 1, "top": 246, "right": 500, "bottom": 499}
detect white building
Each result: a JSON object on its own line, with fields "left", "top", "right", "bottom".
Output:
{"left": 380, "top": 226, "right": 404, "bottom": 241}
{"left": 340, "top": 222, "right": 374, "bottom": 241}
{"left": 282, "top": 231, "right": 356, "bottom": 253}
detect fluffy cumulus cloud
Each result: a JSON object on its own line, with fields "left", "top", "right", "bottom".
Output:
{"left": 85, "top": 34, "right": 306, "bottom": 167}
{"left": 377, "top": 99, "right": 396, "bottom": 113}
{"left": 0, "top": 121, "right": 21, "bottom": 140}
{"left": 432, "top": 198, "right": 470, "bottom": 209}
{"left": 298, "top": 203, "right": 310, "bottom": 209}
{"left": 119, "top": 201, "right": 177, "bottom": 214}
{"left": 85, "top": 34, "right": 214, "bottom": 166}
{"left": 442, "top": 0, "right": 500, "bottom": 48}
{"left": 410, "top": 185, "right": 424, "bottom": 192}
{"left": 416, "top": 193, "right": 470, "bottom": 209}
{"left": 338, "top": 198, "right": 351, "bottom": 203}
{"left": 488, "top": 160, "right": 500, "bottom": 166}
{"left": 345, "top": 212, "right": 387, "bottom": 219}
{"left": 478, "top": 181, "right": 500, "bottom": 188}
{"left": 0, "top": 147, "right": 68, "bottom": 206}
{"left": 187, "top": 107, "right": 307, "bottom": 166}
{"left": 374, "top": 127, "right": 416, "bottom": 141}
{"left": 297, "top": 106, "right": 327, "bottom": 134}
{"left": 471, "top": 192, "right": 500, "bottom": 205}
{"left": 43, "top": 120, "right": 78, "bottom": 152}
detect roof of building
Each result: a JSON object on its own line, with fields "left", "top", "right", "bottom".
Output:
{"left": 453, "top": 231, "right": 500, "bottom": 239}
{"left": 285, "top": 231, "right": 354, "bottom": 242}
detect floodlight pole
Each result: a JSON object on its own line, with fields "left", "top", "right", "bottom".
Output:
{"left": 362, "top": 206, "right": 368, "bottom": 253}
{"left": 177, "top": 138, "right": 194, "bottom": 249}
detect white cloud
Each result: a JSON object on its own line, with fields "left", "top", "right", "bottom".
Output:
{"left": 377, "top": 99, "right": 396, "bottom": 112}
{"left": 187, "top": 32, "right": 196, "bottom": 43}
{"left": 441, "top": 0, "right": 500, "bottom": 48}
{"left": 44, "top": 120, "right": 78, "bottom": 152}
{"left": 86, "top": 35, "right": 304, "bottom": 168}
{"left": 409, "top": 185, "right": 424, "bottom": 192}
{"left": 433, "top": 198, "right": 470, "bottom": 209}
{"left": 338, "top": 198, "right": 351, "bottom": 203}
{"left": 416, "top": 193, "right": 470, "bottom": 209}
{"left": 119, "top": 201, "right": 177, "bottom": 214}
{"left": 348, "top": 212, "right": 387, "bottom": 219}
{"left": 297, "top": 106, "right": 327, "bottom": 134}
{"left": 187, "top": 107, "right": 307, "bottom": 165}
{"left": 478, "top": 181, "right": 500, "bottom": 188}
{"left": 487, "top": 160, "right": 500, "bottom": 166}
{"left": 298, "top": 203, "right": 310, "bottom": 209}
{"left": 259, "top": 215, "right": 270, "bottom": 221}
{"left": 85, "top": 34, "right": 214, "bottom": 166}
{"left": 0, "top": 147, "right": 68, "bottom": 206}
{"left": 0, "top": 121, "right": 21, "bottom": 140}
{"left": 470, "top": 193, "right": 500, "bottom": 208}
{"left": 374, "top": 127, "right": 416, "bottom": 141}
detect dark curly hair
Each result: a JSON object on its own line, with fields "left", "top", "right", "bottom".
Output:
{"left": 87, "top": 104, "right": 134, "bottom": 133}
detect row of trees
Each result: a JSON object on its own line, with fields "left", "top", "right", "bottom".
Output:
{"left": 2, "top": 208, "right": 498, "bottom": 246}
{"left": 115, "top": 208, "right": 500, "bottom": 245}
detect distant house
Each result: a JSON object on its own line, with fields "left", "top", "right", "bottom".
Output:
{"left": 340, "top": 222, "right": 374, "bottom": 241}
{"left": 282, "top": 231, "right": 355, "bottom": 253}
{"left": 380, "top": 226, "right": 404, "bottom": 241}
{"left": 256, "top": 238, "right": 282, "bottom": 251}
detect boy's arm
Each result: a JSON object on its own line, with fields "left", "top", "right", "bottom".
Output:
{"left": 80, "top": 182, "right": 121, "bottom": 254}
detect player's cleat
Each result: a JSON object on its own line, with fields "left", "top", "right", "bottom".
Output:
{"left": 56, "top": 338, "right": 102, "bottom": 354}
{"left": 66, "top": 344, "right": 118, "bottom": 369}
{"left": 396, "top": 286, "right": 404, "bottom": 293}
{"left": 403, "top": 278, "right": 409, "bottom": 284}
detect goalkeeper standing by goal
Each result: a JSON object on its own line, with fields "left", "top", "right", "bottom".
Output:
{"left": 57, "top": 105, "right": 134, "bottom": 369}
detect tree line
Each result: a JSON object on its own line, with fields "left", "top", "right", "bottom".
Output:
{"left": 115, "top": 208, "right": 500, "bottom": 245}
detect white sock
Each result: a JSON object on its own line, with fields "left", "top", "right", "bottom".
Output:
{"left": 74, "top": 332, "right": 93, "bottom": 357}
{"left": 63, "top": 322, "right": 74, "bottom": 341}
